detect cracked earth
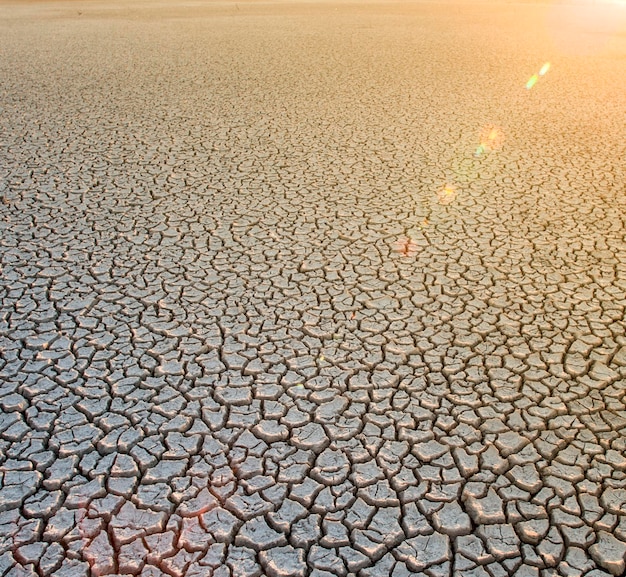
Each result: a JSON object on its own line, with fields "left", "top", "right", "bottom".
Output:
{"left": 0, "top": 1, "right": 625, "bottom": 576}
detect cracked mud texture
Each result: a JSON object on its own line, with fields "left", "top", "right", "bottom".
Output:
{"left": 1, "top": 1, "right": 626, "bottom": 576}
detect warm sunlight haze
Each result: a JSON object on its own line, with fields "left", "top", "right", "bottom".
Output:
{"left": 0, "top": 0, "right": 625, "bottom": 576}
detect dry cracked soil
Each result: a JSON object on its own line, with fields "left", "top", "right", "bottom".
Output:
{"left": 0, "top": 1, "right": 626, "bottom": 576}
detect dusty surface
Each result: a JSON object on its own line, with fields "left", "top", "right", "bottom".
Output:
{"left": 1, "top": 1, "right": 625, "bottom": 576}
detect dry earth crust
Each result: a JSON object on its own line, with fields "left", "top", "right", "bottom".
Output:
{"left": 0, "top": 1, "right": 626, "bottom": 576}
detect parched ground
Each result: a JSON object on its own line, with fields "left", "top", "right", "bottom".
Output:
{"left": 0, "top": 1, "right": 625, "bottom": 576}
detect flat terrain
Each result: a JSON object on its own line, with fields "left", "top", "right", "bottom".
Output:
{"left": 1, "top": 1, "right": 625, "bottom": 576}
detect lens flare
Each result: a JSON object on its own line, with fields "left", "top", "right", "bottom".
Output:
{"left": 437, "top": 184, "right": 457, "bottom": 206}
{"left": 482, "top": 125, "right": 504, "bottom": 151}
{"left": 526, "top": 62, "right": 551, "bottom": 89}
{"left": 474, "top": 125, "right": 504, "bottom": 157}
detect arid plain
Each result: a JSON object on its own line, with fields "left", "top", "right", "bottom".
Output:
{"left": 1, "top": 1, "right": 626, "bottom": 576}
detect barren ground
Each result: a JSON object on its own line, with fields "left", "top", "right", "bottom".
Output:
{"left": 1, "top": 1, "right": 625, "bottom": 576}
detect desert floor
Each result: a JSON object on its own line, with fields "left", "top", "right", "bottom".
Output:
{"left": 1, "top": 1, "right": 626, "bottom": 576}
